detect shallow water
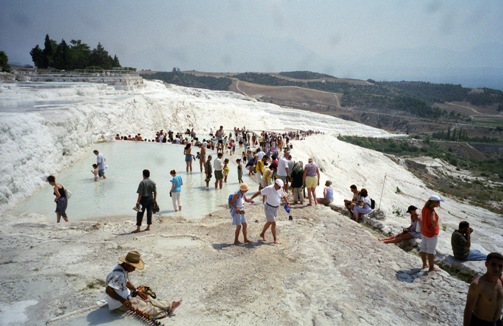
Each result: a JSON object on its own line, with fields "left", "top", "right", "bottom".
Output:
{"left": 10, "top": 141, "right": 256, "bottom": 221}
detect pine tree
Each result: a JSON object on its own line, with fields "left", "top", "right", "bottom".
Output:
{"left": 52, "top": 40, "right": 70, "bottom": 70}
{"left": 30, "top": 45, "right": 44, "bottom": 68}
{"left": 0, "top": 51, "right": 10, "bottom": 72}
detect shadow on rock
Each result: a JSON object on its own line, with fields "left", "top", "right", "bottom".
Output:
{"left": 395, "top": 268, "right": 425, "bottom": 283}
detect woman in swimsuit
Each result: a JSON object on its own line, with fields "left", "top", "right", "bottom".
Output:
{"left": 47, "top": 175, "right": 69, "bottom": 223}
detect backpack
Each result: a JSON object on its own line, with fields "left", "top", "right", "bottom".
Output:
{"left": 228, "top": 191, "right": 242, "bottom": 208}
{"left": 370, "top": 198, "right": 376, "bottom": 210}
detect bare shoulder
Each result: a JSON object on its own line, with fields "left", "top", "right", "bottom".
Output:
{"left": 469, "top": 275, "right": 482, "bottom": 288}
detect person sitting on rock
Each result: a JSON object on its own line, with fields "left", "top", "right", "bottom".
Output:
{"left": 379, "top": 205, "right": 421, "bottom": 244}
{"left": 317, "top": 180, "right": 334, "bottom": 206}
{"left": 343, "top": 184, "right": 360, "bottom": 218}
{"left": 105, "top": 250, "right": 182, "bottom": 318}
{"left": 350, "top": 188, "right": 372, "bottom": 223}
{"left": 451, "top": 221, "right": 487, "bottom": 261}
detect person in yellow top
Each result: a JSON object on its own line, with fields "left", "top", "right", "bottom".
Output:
{"left": 223, "top": 158, "right": 230, "bottom": 183}
{"left": 255, "top": 155, "right": 268, "bottom": 189}
{"left": 262, "top": 163, "right": 276, "bottom": 186}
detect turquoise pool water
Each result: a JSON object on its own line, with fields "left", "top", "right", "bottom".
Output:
{"left": 11, "top": 141, "right": 256, "bottom": 221}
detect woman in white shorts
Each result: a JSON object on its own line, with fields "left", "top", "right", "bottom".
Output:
{"left": 420, "top": 195, "right": 443, "bottom": 272}
{"left": 229, "top": 183, "right": 254, "bottom": 245}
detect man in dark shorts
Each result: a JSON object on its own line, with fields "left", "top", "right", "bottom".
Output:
{"left": 132, "top": 169, "right": 157, "bottom": 233}
{"left": 205, "top": 155, "right": 213, "bottom": 187}
{"left": 214, "top": 152, "right": 224, "bottom": 189}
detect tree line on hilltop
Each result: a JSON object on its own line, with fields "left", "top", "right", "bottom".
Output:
{"left": 29, "top": 34, "right": 121, "bottom": 71}
{"left": 142, "top": 69, "right": 503, "bottom": 120}
{"left": 141, "top": 68, "right": 232, "bottom": 91}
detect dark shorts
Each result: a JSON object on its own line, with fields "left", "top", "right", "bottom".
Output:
{"left": 215, "top": 170, "right": 223, "bottom": 180}
{"left": 55, "top": 197, "right": 68, "bottom": 218}
{"left": 205, "top": 174, "right": 212, "bottom": 181}
{"left": 98, "top": 169, "right": 105, "bottom": 177}
{"left": 470, "top": 314, "right": 501, "bottom": 326}
{"left": 218, "top": 140, "right": 223, "bottom": 144}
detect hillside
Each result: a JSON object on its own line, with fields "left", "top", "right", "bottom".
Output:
{"left": 141, "top": 70, "right": 503, "bottom": 143}
{"left": 140, "top": 70, "right": 503, "bottom": 214}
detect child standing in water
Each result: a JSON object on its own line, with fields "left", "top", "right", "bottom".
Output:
{"left": 223, "top": 158, "right": 230, "bottom": 183}
{"left": 236, "top": 158, "right": 243, "bottom": 183}
{"left": 91, "top": 164, "right": 99, "bottom": 181}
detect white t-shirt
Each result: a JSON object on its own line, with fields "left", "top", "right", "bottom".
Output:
{"left": 214, "top": 158, "right": 223, "bottom": 171}
{"left": 104, "top": 264, "right": 131, "bottom": 310}
{"left": 257, "top": 151, "right": 265, "bottom": 160}
{"left": 260, "top": 184, "right": 284, "bottom": 207}
{"left": 96, "top": 153, "right": 106, "bottom": 170}
{"left": 277, "top": 157, "right": 289, "bottom": 177}
{"left": 362, "top": 196, "right": 372, "bottom": 208}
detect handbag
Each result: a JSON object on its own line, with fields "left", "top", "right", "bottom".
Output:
{"left": 152, "top": 202, "right": 160, "bottom": 214}
{"left": 65, "top": 188, "right": 73, "bottom": 199}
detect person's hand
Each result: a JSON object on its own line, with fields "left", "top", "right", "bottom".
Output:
{"left": 135, "top": 203, "right": 140, "bottom": 209}
{"left": 124, "top": 299, "right": 132, "bottom": 309}
{"left": 468, "top": 227, "right": 473, "bottom": 234}
{"left": 137, "top": 291, "right": 148, "bottom": 300}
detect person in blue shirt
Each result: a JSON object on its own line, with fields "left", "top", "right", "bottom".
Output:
{"left": 317, "top": 180, "right": 334, "bottom": 206}
{"left": 169, "top": 170, "right": 183, "bottom": 211}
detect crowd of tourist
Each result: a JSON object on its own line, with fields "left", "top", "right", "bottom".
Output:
{"left": 48, "top": 124, "right": 502, "bottom": 325}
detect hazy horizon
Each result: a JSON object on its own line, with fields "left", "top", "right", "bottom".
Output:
{"left": 1, "top": 0, "right": 502, "bottom": 90}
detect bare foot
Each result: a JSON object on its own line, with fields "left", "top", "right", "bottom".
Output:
{"left": 168, "top": 300, "right": 182, "bottom": 316}
{"left": 260, "top": 233, "right": 266, "bottom": 241}
{"left": 307, "top": 203, "right": 312, "bottom": 206}
{"left": 428, "top": 267, "right": 441, "bottom": 273}
{"left": 234, "top": 241, "right": 242, "bottom": 245}
{"left": 273, "top": 240, "right": 279, "bottom": 244}
{"left": 131, "top": 229, "right": 141, "bottom": 234}
{"left": 144, "top": 227, "right": 150, "bottom": 232}
{"left": 244, "top": 239, "right": 253, "bottom": 244}
{"left": 422, "top": 265, "right": 428, "bottom": 270}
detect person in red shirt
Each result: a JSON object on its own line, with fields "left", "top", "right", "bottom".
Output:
{"left": 420, "top": 195, "right": 443, "bottom": 272}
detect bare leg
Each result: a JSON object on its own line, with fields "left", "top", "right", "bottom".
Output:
{"left": 260, "top": 222, "right": 272, "bottom": 241}
{"left": 56, "top": 212, "right": 61, "bottom": 223}
{"left": 420, "top": 252, "right": 428, "bottom": 269}
{"left": 243, "top": 223, "right": 252, "bottom": 243}
{"left": 271, "top": 222, "right": 278, "bottom": 244}
{"left": 234, "top": 225, "right": 242, "bottom": 245}
{"left": 307, "top": 189, "right": 313, "bottom": 206}
{"left": 427, "top": 254, "right": 436, "bottom": 271}
{"left": 312, "top": 187, "right": 317, "bottom": 205}
{"left": 382, "top": 233, "right": 413, "bottom": 244}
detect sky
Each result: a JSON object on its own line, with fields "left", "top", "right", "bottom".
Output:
{"left": 1, "top": 0, "right": 503, "bottom": 89}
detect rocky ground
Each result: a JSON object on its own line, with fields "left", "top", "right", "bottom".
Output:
{"left": 0, "top": 203, "right": 470, "bottom": 325}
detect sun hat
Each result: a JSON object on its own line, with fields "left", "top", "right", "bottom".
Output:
{"left": 406, "top": 205, "right": 418, "bottom": 213}
{"left": 275, "top": 179, "right": 284, "bottom": 187}
{"left": 429, "top": 195, "right": 444, "bottom": 202}
{"left": 240, "top": 183, "right": 250, "bottom": 192}
{"left": 119, "top": 250, "right": 145, "bottom": 270}
{"left": 325, "top": 180, "right": 332, "bottom": 186}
